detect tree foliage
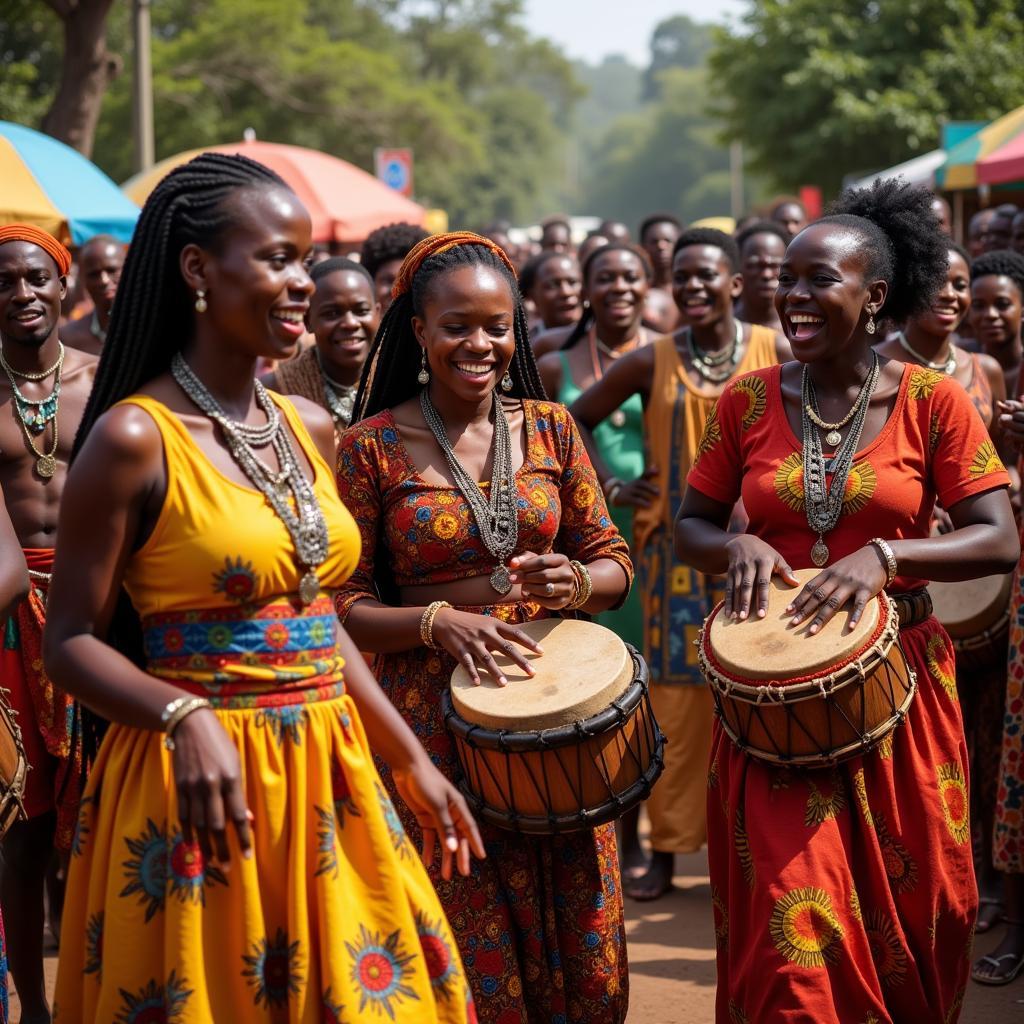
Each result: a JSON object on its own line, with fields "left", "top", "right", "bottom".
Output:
{"left": 642, "top": 15, "right": 714, "bottom": 100}
{"left": 709, "top": 0, "right": 1024, "bottom": 197}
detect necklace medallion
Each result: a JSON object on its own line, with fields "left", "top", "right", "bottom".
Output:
{"left": 36, "top": 454, "right": 56, "bottom": 479}
{"left": 824, "top": 429, "right": 842, "bottom": 447}
{"left": 610, "top": 409, "right": 627, "bottom": 428}
{"left": 490, "top": 564, "right": 513, "bottom": 595}
{"left": 299, "top": 571, "right": 321, "bottom": 606}
{"left": 811, "top": 537, "right": 829, "bottom": 567}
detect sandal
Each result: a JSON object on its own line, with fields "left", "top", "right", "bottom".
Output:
{"left": 971, "top": 951, "right": 1024, "bottom": 986}
{"left": 976, "top": 895, "right": 1005, "bottom": 934}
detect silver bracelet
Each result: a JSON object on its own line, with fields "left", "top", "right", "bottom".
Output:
{"left": 868, "top": 537, "right": 898, "bottom": 587}
{"left": 161, "top": 696, "right": 213, "bottom": 750}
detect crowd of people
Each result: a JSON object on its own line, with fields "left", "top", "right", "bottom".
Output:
{"left": 1, "top": 157, "right": 1024, "bottom": 1023}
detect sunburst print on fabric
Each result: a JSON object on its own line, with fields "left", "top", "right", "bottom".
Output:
{"left": 256, "top": 704, "right": 307, "bottom": 745}
{"left": 864, "top": 909, "right": 908, "bottom": 989}
{"left": 83, "top": 912, "right": 103, "bottom": 980}
{"left": 167, "top": 827, "right": 227, "bottom": 905}
{"left": 769, "top": 887, "right": 844, "bottom": 968}
{"left": 734, "top": 803, "right": 755, "bottom": 889}
{"left": 114, "top": 970, "right": 193, "bottom": 1024}
{"left": 850, "top": 888, "right": 863, "bottom": 922}
{"left": 853, "top": 769, "right": 875, "bottom": 828}
{"left": 969, "top": 439, "right": 1005, "bottom": 479}
{"left": 878, "top": 732, "right": 894, "bottom": 760}
{"left": 376, "top": 780, "right": 411, "bottom": 860}
{"left": 804, "top": 773, "right": 847, "bottom": 826}
{"left": 732, "top": 375, "right": 767, "bottom": 429}
{"left": 314, "top": 804, "right": 339, "bottom": 879}
{"left": 71, "top": 795, "right": 93, "bottom": 857}
{"left": 936, "top": 761, "right": 970, "bottom": 844}
{"left": 416, "top": 911, "right": 461, "bottom": 1001}
{"left": 862, "top": 1013, "right": 882, "bottom": 1024}
{"left": 693, "top": 407, "right": 721, "bottom": 466}
{"left": 211, "top": 556, "right": 259, "bottom": 603}
{"left": 119, "top": 818, "right": 167, "bottom": 922}
{"left": 875, "top": 816, "right": 918, "bottom": 894}
{"left": 712, "top": 887, "right": 729, "bottom": 949}
{"left": 322, "top": 986, "right": 345, "bottom": 1024}
{"left": 772, "top": 453, "right": 876, "bottom": 514}
{"left": 331, "top": 760, "right": 361, "bottom": 823}
{"left": 907, "top": 368, "right": 946, "bottom": 400}
{"left": 346, "top": 924, "right": 420, "bottom": 1019}
{"left": 926, "top": 634, "right": 957, "bottom": 700}
{"left": 241, "top": 927, "right": 303, "bottom": 1009}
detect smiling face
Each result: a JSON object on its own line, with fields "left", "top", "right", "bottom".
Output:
{"left": 672, "top": 244, "right": 742, "bottom": 327}
{"left": 181, "top": 186, "right": 314, "bottom": 361}
{"left": 308, "top": 269, "right": 379, "bottom": 378}
{"left": 968, "top": 273, "right": 1023, "bottom": 351}
{"left": 531, "top": 255, "right": 581, "bottom": 328}
{"left": 739, "top": 232, "right": 786, "bottom": 306}
{"left": 912, "top": 249, "right": 970, "bottom": 339}
{"left": 0, "top": 241, "right": 66, "bottom": 349}
{"left": 413, "top": 264, "right": 516, "bottom": 404}
{"left": 584, "top": 249, "right": 649, "bottom": 333}
{"left": 774, "top": 223, "right": 886, "bottom": 362}
{"left": 642, "top": 220, "right": 681, "bottom": 279}
{"left": 772, "top": 202, "right": 807, "bottom": 240}
{"left": 79, "top": 238, "right": 125, "bottom": 315}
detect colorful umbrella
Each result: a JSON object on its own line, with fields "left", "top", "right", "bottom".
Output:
{"left": 977, "top": 123, "right": 1024, "bottom": 186}
{"left": 0, "top": 121, "right": 139, "bottom": 244}
{"left": 122, "top": 140, "right": 426, "bottom": 242}
{"left": 936, "top": 105, "right": 1024, "bottom": 190}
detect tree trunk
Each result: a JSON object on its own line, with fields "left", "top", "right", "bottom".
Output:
{"left": 40, "top": 0, "right": 120, "bottom": 158}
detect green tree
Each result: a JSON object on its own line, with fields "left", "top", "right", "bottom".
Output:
{"left": 710, "top": 0, "right": 1024, "bottom": 197}
{"left": 642, "top": 14, "right": 714, "bottom": 100}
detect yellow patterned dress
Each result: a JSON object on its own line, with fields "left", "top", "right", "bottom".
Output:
{"left": 54, "top": 394, "right": 474, "bottom": 1023}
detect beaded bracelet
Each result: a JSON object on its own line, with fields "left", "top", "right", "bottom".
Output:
{"left": 162, "top": 696, "right": 213, "bottom": 751}
{"left": 868, "top": 537, "right": 898, "bottom": 588}
{"left": 566, "top": 560, "right": 594, "bottom": 610}
{"left": 420, "top": 600, "right": 452, "bottom": 650}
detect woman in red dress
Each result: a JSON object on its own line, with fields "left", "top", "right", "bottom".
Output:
{"left": 676, "top": 180, "right": 1018, "bottom": 1022}
{"left": 336, "top": 232, "right": 634, "bottom": 1023}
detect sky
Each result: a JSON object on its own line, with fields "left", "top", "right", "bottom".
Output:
{"left": 522, "top": 0, "right": 746, "bottom": 67}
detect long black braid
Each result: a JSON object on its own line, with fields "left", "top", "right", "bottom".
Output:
{"left": 559, "top": 242, "right": 653, "bottom": 352}
{"left": 69, "top": 152, "right": 288, "bottom": 761}
{"left": 354, "top": 243, "right": 547, "bottom": 422}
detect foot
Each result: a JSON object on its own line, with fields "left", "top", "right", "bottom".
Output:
{"left": 977, "top": 895, "right": 1004, "bottom": 934}
{"left": 972, "top": 920, "right": 1024, "bottom": 986}
{"left": 625, "top": 850, "right": 674, "bottom": 901}
{"left": 620, "top": 842, "right": 649, "bottom": 881}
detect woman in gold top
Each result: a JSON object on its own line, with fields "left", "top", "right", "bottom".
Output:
{"left": 44, "top": 154, "right": 482, "bottom": 1023}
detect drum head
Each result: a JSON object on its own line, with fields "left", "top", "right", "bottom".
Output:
{"left": 929, "top": 573, "right": 1012, "bottom": 638}
{"left": 707, "top": 567, "right": 882, "bottom": 680}
{"left": 451, "top": 619, "right": 634, "bottom": 731}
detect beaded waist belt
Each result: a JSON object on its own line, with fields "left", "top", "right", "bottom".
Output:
{"left": 141, "top": 593, "right": 347, "bottom": 709}
{"left": 889, "top": 589, "right": 933, "bottom": 629}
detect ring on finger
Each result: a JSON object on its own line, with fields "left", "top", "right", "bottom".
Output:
{"left": 544, "top": 582, "right": 555, "bottom": 596}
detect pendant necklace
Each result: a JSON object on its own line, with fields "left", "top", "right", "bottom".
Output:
{"left": 420, "top": 388, "right": 518, "bottom": 594}
{"left": 686, "top": 319, "right": 743, "bottom": 383}
{"left": 0, "top": 342, "right": 63, "bottom": 478}
{"left": 589, "top": 328, "right": 642, "bottom": 427}
{"left": 316, "top": 352, "right": 358, "bottom": 428}
{"left": 171, "top": 353, "right": 329, "bottom": 604}
{"left": 896, "top": 331, "right": 956, "bottom": 375}
{"left": 803, "top": 363, "right": 874, "bottom": 448}
{"left": 800, "top": 353, "right": 880, "bottom": 566}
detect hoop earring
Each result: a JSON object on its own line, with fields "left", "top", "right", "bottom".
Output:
{"left": 194, "top": 289, "right": 207, "bottom": 314}
{"left": 500, "top": 370, "right": 513, "bottom": 392}
{"left": 417, "top": 350, "right": 430, "bottom": 385}
{"left": 865, "top": 313, "right": 876, "bottom": 335}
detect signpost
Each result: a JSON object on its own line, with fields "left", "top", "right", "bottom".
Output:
{"left": 374, "top": 148, "right": 414, "bottom": 197}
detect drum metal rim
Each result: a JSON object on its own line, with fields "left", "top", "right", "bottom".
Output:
{"left": 697, "top": 595, "right": 901, "bottom": 706}
{"left": 444, "top": 645, "right": 650, "bottom": 753}
{"left": 950, "top": 610, "right": 1010, "bottom": 652}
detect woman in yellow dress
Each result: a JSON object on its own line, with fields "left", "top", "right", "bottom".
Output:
{"left": 43, "top": 153, "right": 482, "bottom": 1023}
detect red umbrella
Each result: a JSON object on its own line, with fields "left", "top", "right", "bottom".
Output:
{"left": 122, "top": 139, "right": 426, "bottom": 242}
{"left": 977, "top": 126, "right": 1024, "bottom": 186}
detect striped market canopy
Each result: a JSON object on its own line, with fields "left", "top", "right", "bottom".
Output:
{"left": 936, "top": 105, "right": 1024, "bottom": 190}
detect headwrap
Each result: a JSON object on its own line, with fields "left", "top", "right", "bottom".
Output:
{"left": 0, "top": 223, "right": 72, "bottom": 275}
{"left": 391, "top": 230, "right": 517, "bottom": 299}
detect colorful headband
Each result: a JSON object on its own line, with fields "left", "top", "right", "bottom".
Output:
{"left": 391, "top": 230, "right": 518, "bottom": 300}
{"left": 0, "top": 223, "right": 72, "bottom": 275}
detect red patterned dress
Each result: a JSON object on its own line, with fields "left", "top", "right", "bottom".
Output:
{"left": 686, "top": 364, "right": 1010, "bottom": 1023}
{"left": 336, "top": 400, "right": 633, "bottom": 1024}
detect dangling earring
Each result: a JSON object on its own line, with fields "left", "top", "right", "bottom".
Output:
{"left": 500, "top": 369, "right": 513, "bottom": 392}
{"left": 417, "top": 350, "right": 430, "bottom": 385}
{"left": 194, "top": 289, "right": 207, "bottom": 314}
{"left": 865, "top": 312, "right": 876, "bottom": 335}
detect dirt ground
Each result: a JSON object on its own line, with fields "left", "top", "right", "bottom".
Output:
{"left": 11, "top": 849, "right": 1022, "bottom": 1022}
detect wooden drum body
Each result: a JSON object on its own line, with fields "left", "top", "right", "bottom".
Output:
{"left": 443, "top": 619, "right": 664, "bottom": 834}
{"left": 697, "top": 569, "right": 917, "bottom": 767}
{"left": 0, "top": 688, "right": 28, "bottom": 840}
{"left": 930, "top": 572, "right": 1011, "bottom": 670}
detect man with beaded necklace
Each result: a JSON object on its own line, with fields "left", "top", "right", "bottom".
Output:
{"left": 0, "top": 223, "right": 96, "bottom": 1024}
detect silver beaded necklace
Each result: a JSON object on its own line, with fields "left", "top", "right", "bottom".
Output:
{"left": 800, "top": 352, "right": 880, "bottom": 566}
{"left": 316, "top": 352, "right": 357, "bottom": 428}
{"left": 419, "top": 388, "right": 518, "bottom": 594}
{"left": 171, "top": 353, "right": 329, "bottom": 604}
{"left": 685, "top": 319, "right": 743, "bottom": 383}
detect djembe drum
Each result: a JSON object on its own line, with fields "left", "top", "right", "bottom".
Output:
{"left": 443, "top": 618, "right": 664, "bottom": 834}
{"left": 930, "top": 572, "right": 1011, "bottom": 670}
{"left": 0, "top": 687, "right": 28, "bottom": 839}
{"left": 697, "top": 568, "right": 916, "bottom": 767}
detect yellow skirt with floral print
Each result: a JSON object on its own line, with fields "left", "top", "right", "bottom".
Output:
{"left": 54, "top": 685, "right": 475, "bottom": 1023}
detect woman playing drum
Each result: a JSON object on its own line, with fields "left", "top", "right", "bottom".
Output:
{"left": 676, "top": 179, "right": 1019, "bottom": 1022}
{"left": 336, "top": 233, "right": 634, "bottom": 1023}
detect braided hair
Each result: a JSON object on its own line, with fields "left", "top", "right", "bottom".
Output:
{"left": 72, "top": 152, "right": 287, "bottom": 458}
{"left": 559, "top": 243, "right": 653, "bottom": 352}
{"left": 354, "top": 241, "right": 547, "bottom": 421}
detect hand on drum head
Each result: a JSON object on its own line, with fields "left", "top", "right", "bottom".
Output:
{"left": 432, "top": 607, "right": 544, "bottom": 686}
{"left": 723, "top": 534, "right": 800, "bottom": 620}
{"left": 786, "top": 547, "right": 887, "bottom": 634}
{"left": 391, "top": 756, "right": 486, "bottom": 880}
{"left": 508, "top": 551, "right": 577, "bottom": 609}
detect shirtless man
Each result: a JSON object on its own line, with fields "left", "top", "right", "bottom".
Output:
{"left": 0, "top": 224, "right": 97, "bottom": 1024}
{"left": 61, "top": 234, "right": 125, "bottom": 356}
{"left": 639, "top": 213, "right": 681, "bottom": 335}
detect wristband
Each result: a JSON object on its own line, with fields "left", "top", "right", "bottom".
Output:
{"left": 162, "top": 696, "right": 213, "bottom": 750}
{"left": 566, "top": 560, "right": 594, "bottom": 610}
{"left": 420, "top": 600, "right": 452, "bottom": 650}
{"left": 868, "top": 537, "right": 898, "bottom": 588}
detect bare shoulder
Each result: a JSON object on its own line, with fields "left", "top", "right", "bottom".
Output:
{"left": 282, "top": 393, "right": 334, "bottom": 456}
{"left": 61, "top": 344, "right": 99, "bottom": 381}
{"left": 79, "top": 401, "right": 165, "bottom": 472}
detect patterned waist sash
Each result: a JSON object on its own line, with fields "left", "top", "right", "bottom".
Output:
{"left": 141, "top": 593, "right": 347, "bottom": 709}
